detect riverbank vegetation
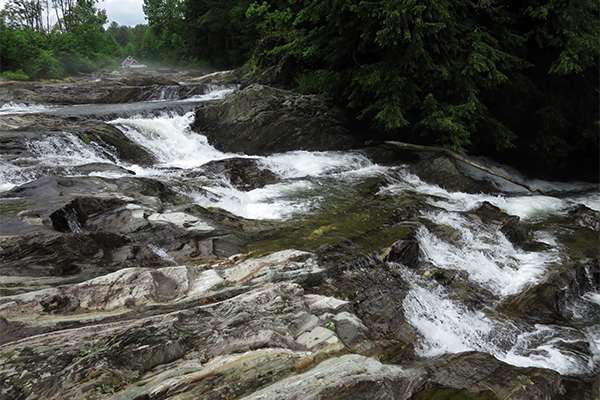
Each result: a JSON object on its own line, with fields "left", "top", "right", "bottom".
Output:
{"left": 238, "top": 0, "right": 599, "bottom": 179}
{"left": 1, "top": 0, "right": 598, "bottom": 180}
{"left": 0, "top": 0, "right": 120, "bottom": 79}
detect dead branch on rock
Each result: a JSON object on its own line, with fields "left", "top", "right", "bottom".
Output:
{"left": 383, "top": 141, "right": 549, "bottom": 196}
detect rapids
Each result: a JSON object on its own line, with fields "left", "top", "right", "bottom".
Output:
{"left": 0, "top": 85, "right": 598, "bottom": 379}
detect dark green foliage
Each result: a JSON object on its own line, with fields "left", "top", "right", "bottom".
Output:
{"left": 0, "top": 21, "right": 48, "bottom": 78}
{"left": 139, "top": 0, "right": 259, "bottom": 67}
{"left": 184, "top": 0, "right": 259, "bottom": 68}
{"left": 141, "top": 0, "right": 187, "bottom": 62}
{"left": 107, "top": 21, "right": 134, "bottom": 47}
{"left": 105, "top": 23, "right": 149, "bottom": 59}
{"left": 244, "top": 0, "right": 598, "bottom": 179}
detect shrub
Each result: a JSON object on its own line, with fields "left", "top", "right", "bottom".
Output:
{"left": 0, "top": 70, "right": 30, "bottom": 81}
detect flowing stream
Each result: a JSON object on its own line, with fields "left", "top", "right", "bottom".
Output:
{"left": 1, "top": 86, "right": 598, "bottom": 378}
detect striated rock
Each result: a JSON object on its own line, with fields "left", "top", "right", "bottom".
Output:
{"left": 333, "top": 311, "right": 374, "bottom": 354}
{"left": 192, "top": 84, "right": 364, "bottom": 155}
{"left": 327, "top": 260, "right": 417, "bottom": 363}
{"left": 240, "top": 354, "right": 420, "bottom": 400}
{"left": 296, "top": 326, "right": 345, "bottom": 353}
{"left": 110, "top": 349, "right": 316, "bottom": 400}
{"left": 0, "top": 265, "right": 366, "bottom": 400}
{"left": 241, "top": 351, "right": 588, "bottom": 400}
{"left": 304, "top": 294, "right": 351, "bottom": 315}
{"left": 221, "top": 249, "right": 325, "bottom": 286}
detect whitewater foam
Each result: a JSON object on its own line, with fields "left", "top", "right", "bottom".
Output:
{"left": 0, "top": 102, "right": 57, "bottom": 115}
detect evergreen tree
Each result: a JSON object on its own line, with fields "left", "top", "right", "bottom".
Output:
{"left": 246, "top": 0, "right": 598, "bottom": 177}
{"left": 184, "top": 0, "right": 259, "bottom": 68}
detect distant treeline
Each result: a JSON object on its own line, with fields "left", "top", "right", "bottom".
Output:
{"left": 0, "top": 0, "right": 193, "bottom": 81}
{"left": 1, "top": 0, "right": 121, "bottom": 79}
{"left": 1, "top": 0, "right": 598, "bottom": 179}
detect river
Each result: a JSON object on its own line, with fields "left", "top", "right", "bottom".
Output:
{"left": 0, "top": 83, "right": 598, "bottom": 396}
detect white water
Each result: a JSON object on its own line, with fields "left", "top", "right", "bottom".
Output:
{"left": 0, "top": 131, "right": 119, "bottom": 191}
{"left": 109, "top": 113, "right": 382, "bottom": 220}
{"left": 381, "top": 167, "right": 599, "bottom": 220}
{"left": 1, "top": 86, "right": 598, "bottom": 376}
{"left": 0, "top": 101, "right": 58, "bottom": 115}
{"left": 107, "top": 110, "right": 598, "bottom": 375}
{"left": 402, "top": 267, "right": 597, "bottom": 375}
{"left": 416, "top": 213, "right": 561, "bottom": 296}
{"left": 181, "top": 85, "right": 238, "bottom": 102}
{"left": 379, "top": 167, "right": 598, "bottom": 375}
{"left": 112, "top": 112, "right": 232, "bottom": 169}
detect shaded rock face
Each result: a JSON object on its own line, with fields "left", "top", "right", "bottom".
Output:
{"left": 192, "top": 84, "right": 364, "bottom": 155}
{"left": 411, "top": 155, "right": 493, "bottom": 193}
{"left": 0, "top": 175, "right": 239, "bottom": 279}
{"left": 474, "top": 201, "right": 535, "bottom": 249}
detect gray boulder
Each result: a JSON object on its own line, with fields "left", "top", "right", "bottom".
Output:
{"left": 192, "top": 157, "right": 281, "bottom": 191}
{"left": 192, "top": 84, "right": 364, "bottom": 155}
{"left": 411, "top": 155, "right": 493, "bottom": 193}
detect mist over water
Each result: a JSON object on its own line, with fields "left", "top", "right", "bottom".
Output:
{"left": 1, "top": 86, "right": 598, "bottom": 377}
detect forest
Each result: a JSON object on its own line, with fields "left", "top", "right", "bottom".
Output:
{"left": 1, "top": 0, "right": 598, "bottom": 179}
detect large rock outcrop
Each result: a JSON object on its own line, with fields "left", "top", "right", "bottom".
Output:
{"left": 1, "top": 250, "right": 591, "bottom": 400}
{"left": 192, "top": 84, "right": 364, "bottom": 155}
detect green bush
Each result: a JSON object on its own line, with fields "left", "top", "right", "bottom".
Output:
{"left": 0, "top": 70, "right": 30, "bottom": 81}
{"left": 36, "top": 50, "right": 65, "bottom": 79}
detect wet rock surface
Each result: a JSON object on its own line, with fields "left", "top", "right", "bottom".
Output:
{"left": 193, "top": 157, "right": 281, "bottom": 191}
{"left": 0, "top": 114, "right": 155, "bottom": 165}
{"left": 1, "top": 74, "right": 598, "bottom": 399}
{"left": 192, "top": 83, "right": 364, "bottom": 155}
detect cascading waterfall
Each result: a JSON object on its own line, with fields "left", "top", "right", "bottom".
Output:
{"left": 0, "top": 131, "right": 119, "bottom": 191}
{"left": 381, "top": 168, "right": 599, "bottom": 376}
{"left": 25, "top": 131, "right": 117, "bottom": 166}
{"left": 1, "top": 85, "right": 598, "bottom": 377}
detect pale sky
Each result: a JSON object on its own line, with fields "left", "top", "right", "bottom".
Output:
{"left": 0, "top": 0, "right": 147, "bottom": 27}
{"left": 101, "top": 0, "right": 147, "bottom": 27}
